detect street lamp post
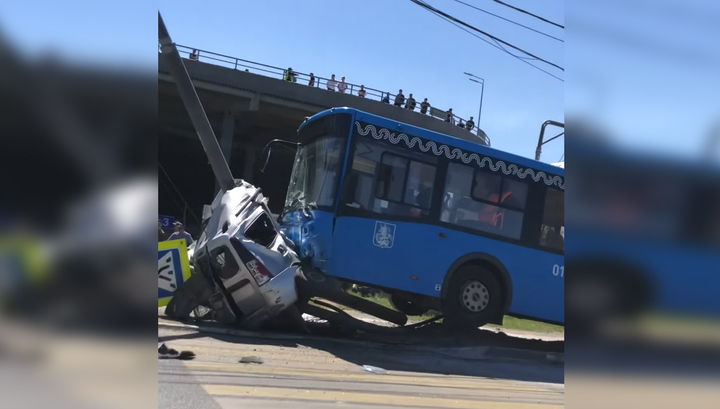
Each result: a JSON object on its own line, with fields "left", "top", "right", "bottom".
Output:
{"left": 463, "top": 72, "right": 484, "bottom": 132}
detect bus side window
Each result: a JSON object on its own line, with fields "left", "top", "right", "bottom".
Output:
{"left": 540, "top": 189, "right": 564, "bottom": 252}
{"left": 343, "top": 141, "right": 378, "bottom": 210}
{"left": 343, "top": 140, "right": 437, "bottom": 217}
{"left": 376, "top": 154, "right": 408, "bottom": 202}
{"left": 442, "top": 162, "right": 527, "bottom": 240}
{"left": 375, "top": 152, "right": 436, "bottom": 218}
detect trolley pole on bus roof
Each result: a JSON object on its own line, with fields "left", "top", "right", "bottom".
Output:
{"left": 535, "top": 120, "right": 565, "bottom": 161}
{"left": 464, "top": 72, "right": 484, "bottom": 130}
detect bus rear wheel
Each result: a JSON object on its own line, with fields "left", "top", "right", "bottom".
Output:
{"left": 442, "top": 266, "right": 502, "bottom": 329}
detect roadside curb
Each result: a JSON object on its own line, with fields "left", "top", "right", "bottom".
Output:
{"left": 158, "top": 320, "right": 564, "bottom": 365}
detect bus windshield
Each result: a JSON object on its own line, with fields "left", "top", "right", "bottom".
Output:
{"left": 284, "top": 114, "right": 350, "bottom": 214}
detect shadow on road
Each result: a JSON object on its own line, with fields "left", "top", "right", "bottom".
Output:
{"left": 161, "top": 317, "right": 564, "bottom": 384}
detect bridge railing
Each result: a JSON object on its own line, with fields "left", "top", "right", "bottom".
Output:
{"left": 161, "top": 44, "right": 489, "bottom": 145}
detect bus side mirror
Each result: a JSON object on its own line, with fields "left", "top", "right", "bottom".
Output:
{"left": 260, "top": 147, "right": 272, "bottom": 174}
{"left": 259, "top": 139, "right": 299, "bottom": 174}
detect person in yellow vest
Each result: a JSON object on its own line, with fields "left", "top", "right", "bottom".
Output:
{"left": 284, "top": 67, "right": 297, "bottom": 83}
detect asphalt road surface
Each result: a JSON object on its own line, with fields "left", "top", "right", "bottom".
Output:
{"left": 158, "top": 326, "right": 564, "bottom": 409}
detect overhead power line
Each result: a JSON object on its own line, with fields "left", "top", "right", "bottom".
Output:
{"left": 159, "top": 163, "right": 201, "bottom": 224}
{"left": 417, "top": 3, "right": 564, "bottom": 81}
{"left": 487, "top": 0, "right": 564, "bottom": 29}
{"left": 410, "top": 0, "right": 563, "bottom": 72}
{"left": 451, "top": 0, "right": 563, "bottom": 42}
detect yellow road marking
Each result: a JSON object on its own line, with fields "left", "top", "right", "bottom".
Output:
{"left": 179, "top": 361, "right": 561, "bottom": 394}
{"left": 203, "top": 384, "right": 562, "bottom": 409}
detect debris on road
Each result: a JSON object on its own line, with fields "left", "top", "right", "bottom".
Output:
{"left": 362, "top": 365, "right": 388, "bottom": 374}
{"left": 239, "top": 356, "right": 264, "bottom": 364}
{"left": 158, "top": 343, "right": 196, "bottom": 360}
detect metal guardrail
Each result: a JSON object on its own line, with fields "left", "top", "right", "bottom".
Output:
{"left": 160, "top": 44, "right": 489, "bottom": 144}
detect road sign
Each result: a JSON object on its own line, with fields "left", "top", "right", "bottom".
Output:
{"left": 159, "top": 215, "right": 175, "bottom": 231}
{"left": 158, "top": 239, "right": 191, "bottom": 307}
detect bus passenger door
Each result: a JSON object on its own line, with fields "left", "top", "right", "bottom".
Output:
{"left": 329, "top": 139, "right": 444, "bottom": 297}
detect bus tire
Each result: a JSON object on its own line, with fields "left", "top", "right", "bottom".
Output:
{"left": 390, "top": 293, "right": 430, "bottom": 316}
{"left": 442, "top": 265, "right": 502, "bottom": 329}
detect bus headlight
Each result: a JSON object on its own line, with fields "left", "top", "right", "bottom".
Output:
{"left": 300, "top": 241, "right": 314, "bottom": 259}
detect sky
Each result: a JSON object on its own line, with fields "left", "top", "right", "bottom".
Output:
{"left": 565, "top": 0, "right": 720, "bottom": 159}
{"left": 0, "top": 0, "right": 565, "bottom": 164}
{"left": 1, "top": 1, "right": 715, "bottom": 162}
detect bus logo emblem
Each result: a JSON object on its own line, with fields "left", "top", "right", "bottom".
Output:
{"left": 373, "top": 221, "right": 396, "bottom": 249}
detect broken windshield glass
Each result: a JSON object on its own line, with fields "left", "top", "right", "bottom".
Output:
{"left": 284, "top": 135, "right": 345, "bottom": 214}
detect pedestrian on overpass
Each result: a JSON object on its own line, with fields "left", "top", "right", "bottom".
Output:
{"left": 326, "top": 74, "right": 337, "bottom": 91}
{"left": 394, "top": 89, "right": 405, "bottom": 107}
{"left": 338, "top": 76, "right": 348, "bottom": 93}
{"left": 446, "top": 108, "right": 455, "bottom": 125}
{"left": 466, "top": 116, "right": 475, "bottom": 131}
{"left": 382, "top": 93, "right": 390, "bottom": 103}
{"left": 405, "top": 93, "right": 416, "bottom": 111}
{"left": 284, "top": 67, "right": 297, "bottom": 83}
{"left": 420, "top": 98, "right": 430, "bottom": 114}
{"left": 308, "top": 73, "right": 315, "bottom": 87}
{"left": 358, "top": 85, "right": 366, "bottom": 98}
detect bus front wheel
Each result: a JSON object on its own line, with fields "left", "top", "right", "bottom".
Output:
{"left": 442, "top": 266, "right": 502, "bottom": 329}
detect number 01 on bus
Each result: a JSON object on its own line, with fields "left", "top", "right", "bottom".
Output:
{"left": 268, "top": 107, "right": 564, "bottom": 329}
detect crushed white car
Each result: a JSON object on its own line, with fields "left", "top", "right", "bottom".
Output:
{"left": 166, "top": 181, "right": 303, "bottom": 329}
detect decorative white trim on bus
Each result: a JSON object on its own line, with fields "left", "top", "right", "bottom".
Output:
{"left": 355, "top": 121, "right": 564, "bottom": 190}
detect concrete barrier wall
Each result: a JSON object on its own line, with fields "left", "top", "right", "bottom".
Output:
{"left": 158, "top": 55, "right": 489, "bottom": 146}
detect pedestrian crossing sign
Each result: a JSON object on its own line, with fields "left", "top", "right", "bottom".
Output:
{"left": 158, "top": 239, "right": 191, "bottom": 307}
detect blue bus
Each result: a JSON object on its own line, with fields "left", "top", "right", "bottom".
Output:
{"left": 566, "top": 138, "right": 720, "bottom": 333}
{"left": 274, "top": 107, "right": 564, "bottom": 328}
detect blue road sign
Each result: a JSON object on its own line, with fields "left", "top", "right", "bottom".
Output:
{"left": 158, "top": 239, "right": 191, "bottom": 307}
{"left": 159, "top": 215, "right": 175, "bottom": 230}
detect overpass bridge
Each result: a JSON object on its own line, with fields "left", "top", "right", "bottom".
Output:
{"left": 159, "top": 45, "right": 490, "bottom": 233}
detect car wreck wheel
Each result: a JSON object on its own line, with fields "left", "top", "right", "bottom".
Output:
{"left": 193, "top": 305, "right": 212, "bottom": 320}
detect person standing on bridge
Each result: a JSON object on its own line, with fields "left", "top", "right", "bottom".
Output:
{"left": 446, "top": 108, "right": 455, "bottom": 125}
{"left": 337, "top": 76, "right": 348, "bottom": 93}
{"left": 382, "top": 93, "right": 390, "bottom": 103}
{"left": 358, "top": 85, "right": 366, "bottom": 98}
{"left": 326, "top": 74, "right": 337, "bottom": 91}
{"left": 420, "top": 98, "right": 430, "bottom": 115}
{"left": 284, "top": 67, "right": 297, "bottom": 83}
{"left": 308, "top": 73, "right": 315, "bottom": 87}
{"left": 466, "top": 116, "right": 475, "bottom": 131}
{"left": 405, "top": 93, "right": 416, "bottom": 111}
{"left": 394, "top": 90, "right": 405, "bottom": 107}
